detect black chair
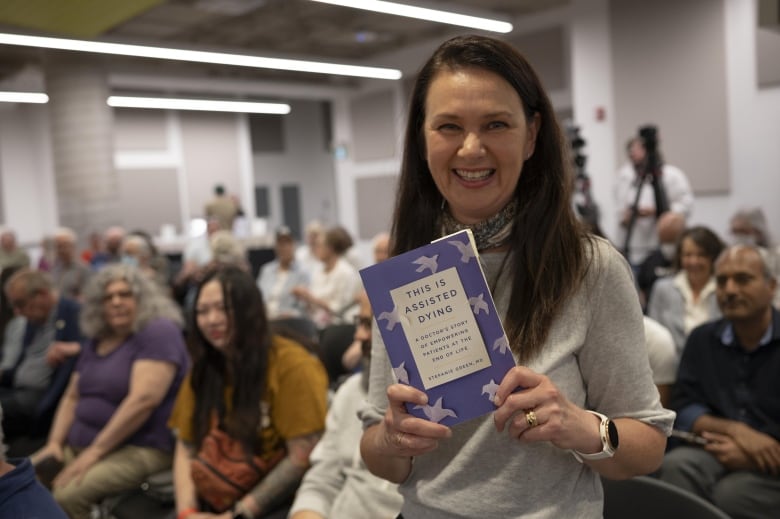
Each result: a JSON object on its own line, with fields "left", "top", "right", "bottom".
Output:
{"left": 271, "top": 317, "right": 319, "bottom": 346}
{"left": 602, "top": 475, "right": 731, "bottom": 519}
{"left": 318, "top": 324, "right": 356, "bottom": 387}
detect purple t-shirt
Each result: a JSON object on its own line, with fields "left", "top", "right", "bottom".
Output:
{"left": 67, "top": 318, "right": 189, "bottom": 452}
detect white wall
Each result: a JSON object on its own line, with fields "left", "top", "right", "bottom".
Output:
{"left": 692, "top": 0, "right": 780, "bottom": 240}
{"left": 252, "top": 100, "right": 337, "bottom": 233}
{"left": 0, "top": 103, "right": 57, "bottom": 248}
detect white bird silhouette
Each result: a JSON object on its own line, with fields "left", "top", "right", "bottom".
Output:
{"left": 469, "top": 293, "right": 489, "bottom": 315}
{"left": 393, "top": 361, "right": 410, "bottom": 385}
{"left": 377, "top": 307, "right": 401, "bottom": 331}
{"left": 414, "top": 397, "right": 457, "bottom": 423}
{"left": 481, "top": 379, "right": 500, "bottom": 403}
{"left": 448, "top": 240, "right": 477, "bottom": 263}
{"left": 412, "top": 254, "right": 439, "bottom": 274}
{"left": 492, "top": 335, "right": 510, "bottom": 355}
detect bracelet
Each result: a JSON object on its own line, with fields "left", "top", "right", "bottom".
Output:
{"left": 177, "top": 507, "right": 198, "bottom": 519}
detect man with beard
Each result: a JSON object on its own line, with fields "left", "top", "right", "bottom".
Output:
{"left": 659, "top": 245, "right": 780, "bottom": 519}
{"left": 289, "top": 291, "right": 403, "bottom": 519}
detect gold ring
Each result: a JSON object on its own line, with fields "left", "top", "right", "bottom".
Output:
{"left": 525, "top": 410, "right": 538, "bottom": 428}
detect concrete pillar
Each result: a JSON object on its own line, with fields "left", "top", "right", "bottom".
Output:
{"left": 44, "top": 52, "right": 120, "bottom": 242}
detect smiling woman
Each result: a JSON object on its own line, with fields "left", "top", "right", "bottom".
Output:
{"left": 360, "top": 34, "right": 675, "bottom": 519}
{"left": 30, "top": 264, "right": 189, "bottom": 519}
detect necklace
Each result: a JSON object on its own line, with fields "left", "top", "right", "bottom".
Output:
{"left": 440, "top": 198, "right": 517, "bottom": 251}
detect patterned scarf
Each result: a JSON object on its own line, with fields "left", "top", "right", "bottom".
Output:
{"left": 439, "top": 198, "right": 517, "bottom": 251}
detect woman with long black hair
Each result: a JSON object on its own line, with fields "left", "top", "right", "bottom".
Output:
{"left": 169, "top": 265, "right": 328, "bottom": 519}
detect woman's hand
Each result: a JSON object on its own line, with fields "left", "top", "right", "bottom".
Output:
{"left": 30, "top": 442, "right": 64, "bottom": 466}
{"left": 493, "top": 366, "right": 602, "bottom": 454}
{"left": 52, "top": 447, "right": 101, "bottom": 489}
{"left": 381, "top": 383, "right": 451, "bottom": 457}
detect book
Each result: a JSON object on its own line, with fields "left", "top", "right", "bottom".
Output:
{"left": 359, "top": 229, "right": 516, "bottom": 426}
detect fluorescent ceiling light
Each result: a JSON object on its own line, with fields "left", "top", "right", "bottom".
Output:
{"left": 0, "top": 91, "right": 49, "bottom": 103}
{"left": 107, "top": 95, "right": 291, "bottom": 114}
{"left": 0, "top": 32, "right": 402, "bottom": 80}
{"left": 310, "top": 0, "right": 513, "bottom": 33}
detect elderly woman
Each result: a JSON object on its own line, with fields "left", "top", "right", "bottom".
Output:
{"left": 31, "top": 264, "right": 189, "bottom": 519}
{"left": 648, "top": 225, "right": 725, "bottom": 356}
{"left": 292, "top": 226, "right": 361, "bottom": 329}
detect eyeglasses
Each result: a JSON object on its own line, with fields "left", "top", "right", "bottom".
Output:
{"left": 353, "top": 315, "right": 373, "bottom": 329}
{"left": 102, "top": 289, "right": 134, "bottom": 303}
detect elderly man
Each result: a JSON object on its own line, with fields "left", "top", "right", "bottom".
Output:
{"left": 0, "top": 269, "right": 81, "bottom": 441}
{"left": 0, "top": 404, "right": 68, "bottom": 517}
{"left": 51, "top": 227, "right": 91, "bottom": 300}
{"left": 0, "top": 228, "right": 30, "bottom": 271}
{"left": 659, "top": 245, "right": 780, "bottom": 519}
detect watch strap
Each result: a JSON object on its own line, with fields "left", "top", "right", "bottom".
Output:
{"left": 571, "top": 411, "right": 616, "bottom": 462}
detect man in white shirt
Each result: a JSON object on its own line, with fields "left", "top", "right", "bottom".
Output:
{"left": 614, "top": 128, "right": 694, "bottom": 266}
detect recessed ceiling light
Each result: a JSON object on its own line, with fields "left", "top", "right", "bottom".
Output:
{"left": 107, "top": 95, "right": 291, "bottom": 114}
{"left": 0, "top": 32, "right": 403, "bottom": 80}
{"left": 0, "top": 91, "right": 49, "bottom": 103}
{"left": 310, "top": 0, "right": 513, "bottom": 33}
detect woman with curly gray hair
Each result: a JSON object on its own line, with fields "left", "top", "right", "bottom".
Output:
{"left": 31, "top": 264, "right": 189, "bottom": 519}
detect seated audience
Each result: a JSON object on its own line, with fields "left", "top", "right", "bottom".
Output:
{"left": 292, "top": 226, "right": 361, "bottom": 329}
{"left": 90, "top": 226, "right": 126, "bottom": 271}
{"left": 51, "top": 227, "right": 92, "bottom": 300}
{"left": 659, "top": 245, "right": 780, "bottom": 518}
{"left": 209, "top": 230, "right": 249, "bottom": 272}
{"left": 121, "top": 234, "right": 167, "bottom": 288}
{"left": 371, "top": 231, "right": 390, "bottom": 264}
{"left": 729, "top": 207, "right": 780, "bottom": 308}
{"left": 643, "top": 316, "right": 678, "bottom": 408}
{"left": 0, "top": 404, "right": 68, "bottom": 518}
{"left": 130, "top": 230, "right": 172, "bottom": 287}
{"left": 296, "top": 220, "right": 324, "bottom": 278}
{"left": 648, "top": 226, "right": 724, "bottom": 355}
{"left": 30, "top": 264, "right": 188, "bottom": 519}
{"left": 79, "top": 231, "right": 102, "bottom": 265}
{"left": 636, "top": 211, "right": 686, "bottom": 309}
{"left": 289, "top": 295, "right": 402, "bottom": 519}
{"left": 0, "top": 269, "right": 81, "bottom": 442}
{"left": 169, "top": 265, "right": 328, "bottom": 519}
{"left": 0, "top": 228, "right": 30, "bottom": 270}
{"left": 258, "top": 227, "right": 310, "bottom": 320}
{"left": 729, "top": 207, "right": 772, "bottom": 248}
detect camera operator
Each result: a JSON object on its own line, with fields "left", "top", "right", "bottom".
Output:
{"left": 614, "top": 125, "right": 694, "bottom": 266}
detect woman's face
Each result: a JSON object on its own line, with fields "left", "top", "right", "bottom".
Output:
{"left": 103, "top": 280, "right": 137, "bottom": 335}
{"left": 196, "top": 279, "right": 230, "bottom": 351}
{"left": 423, "top": 67, "right": 539, "bottom": 224}
{"left": 680, "top": 237, "right": 713, "bottom": 287}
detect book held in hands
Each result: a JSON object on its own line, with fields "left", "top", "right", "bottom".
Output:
{"left": 359, "top": 229, "right": 516, "bottom": 426}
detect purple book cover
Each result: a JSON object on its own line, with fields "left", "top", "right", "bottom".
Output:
{"left": 360, "top": 229, "right": 516, "bottom": 426}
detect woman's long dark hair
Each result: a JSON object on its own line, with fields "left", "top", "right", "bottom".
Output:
{"left": 392, "top": 35, "right": 592, "bottom": 363}
{"left": 188, "top": 265, "right": 271, "bottom": 450}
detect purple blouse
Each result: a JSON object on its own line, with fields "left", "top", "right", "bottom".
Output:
{"left": 67, "top": 318, "right": 189, "bottom": 452}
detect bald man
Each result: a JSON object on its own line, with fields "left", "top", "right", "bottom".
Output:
{"left": 659, "top": 245, "right": 780, "bottom": 518}
{"left": 636, "top": 211, "right": 686, "bottom": 308}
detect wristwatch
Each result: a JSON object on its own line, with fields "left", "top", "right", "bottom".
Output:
{"left": 571, "top": 411, "right": 619, "bottom": 462}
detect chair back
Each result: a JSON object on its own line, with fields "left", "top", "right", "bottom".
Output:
{"left": 602, "top": 476, "right": 731, "bottom": 519}
{"left": 318, "top": 323, "right": 356, "bottom": 386}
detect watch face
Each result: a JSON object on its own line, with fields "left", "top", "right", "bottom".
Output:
{"left": 607, "top": 419, "right": 619, "bottom": 449}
